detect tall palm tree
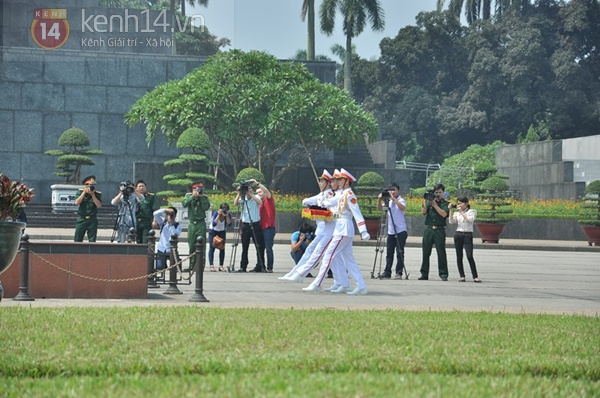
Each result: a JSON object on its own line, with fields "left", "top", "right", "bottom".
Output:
{"left": 436, "top": 0, "right": 529, "bottom": 24}
{"left": 320, "top": 0, "right": 384, "bottom": 95}
{"left": 180, "top": 0, "right": 209, "bottom": 17}
{"left": 301, "top": 0, "right": 316, "bottom": 61}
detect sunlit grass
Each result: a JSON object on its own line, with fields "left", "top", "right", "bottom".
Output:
{"left": 1, "top": 307, "right": 599, "bottom": 397}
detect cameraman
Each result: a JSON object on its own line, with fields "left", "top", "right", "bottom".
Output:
{"left": 418, "top": 183, "right": 450, "bottom": 281}
{"left": 182, "top": 182, "right": 211, "bottom": 272}
{"left": 377, "top": 183, "right": 408, "bottom": 279}
{"left": 111, "top": 180, "right": 142, "bottom": 243}
{"left": 153, "top": 207, "right": 183, "bottom": 271}
{"left": 74, "top": 175, "right": 102, "bottom": 242}
{"left": 234, "top": 181, "right": 265, "bottom": 272}
{"left": 290, "top": 222, "right": 315, "bottom": 265}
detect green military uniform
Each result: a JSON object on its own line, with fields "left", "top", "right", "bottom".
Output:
{"left": 74, "top": 189, "right": 102, "bottom": 242}
{"left": 419, "top": 199, "right": 449, "bottom": 279}
{"left": 182, "top": 193, "right": 211, "bottom": 270}
{"left": 136, "top": 192, "right": 156, "bottom": 244}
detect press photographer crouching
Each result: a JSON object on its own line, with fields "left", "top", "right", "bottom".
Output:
{"left": 111, "top": 180, "right": 142, "bottom": 243}
{"left": 376, "top": 183, "right": 408, "bottom": 279}
{"left": 290, "top": 222, "right": 315, "bottom": 265}
{"left": 153, "top": 207, "right": 183, "bottom": 271}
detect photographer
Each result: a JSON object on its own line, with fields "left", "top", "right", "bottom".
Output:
{"left": 111, "top": 180, "right": 142, "bottom": 243}
{"left": 290, "top": 222, "right": 315, "bottom": 265}
{"left": 74, "top": 175, "right": 102, "bottom": 242}
{"left": 233, "top": 180, "right": 265, "bottom": 272}
{"left": 449, "top": 197, "right": 482, "bottom": 283}
{"left": 418, "top": 183, "right": 450, "bottom": 281}
{"left": 153, "top": 207, "right": 183, "bottom": 271}
{"left": 182, "top": 182, "right": 212, "bottom": 272}
{"left": 135, "top": 180, "right": 157, "bottom": 244}
{"left": 376, "top": 183, "right": 408, "bottom": 279}
{"left": 208, "top": 202, "right": 232, "bottom": 272}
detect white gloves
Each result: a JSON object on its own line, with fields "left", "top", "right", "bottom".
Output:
{"left": 361, "top": 231, "right": 370, "bottom": 241}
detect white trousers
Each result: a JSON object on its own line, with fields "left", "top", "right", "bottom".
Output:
{"left": 316, "top": 235, "right": 366, "bottom": 289}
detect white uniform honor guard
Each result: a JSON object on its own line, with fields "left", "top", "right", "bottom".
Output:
{"left": 279, "top": 169, "right": 335, "bottom": 282}
{"left": 302, "top": 168, "right": 370, "bottom": 295}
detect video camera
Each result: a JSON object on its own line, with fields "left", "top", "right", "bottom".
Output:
{"left": 195, "top": 185, "right": 205, "bottom": 194}
{"left": 237, "top": 180, "right": 254, "bottom": 195}
{"left": 380, "top": 187, "right": 392, "bottom": 200}
{"left": 423, "top": 190, "right": 435, "bottom": 201}
{"left": 120, "top": 180, "right": 135, "bottom": 197}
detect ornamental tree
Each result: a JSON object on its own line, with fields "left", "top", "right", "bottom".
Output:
{"left": 44, "top": 127, "right": 103, "bottom": 184}
{"left": 158, "top": 127, "right": 216, "bottom": 198}
{"left": 125, "top": 50, "right": 378, "bottom": 188}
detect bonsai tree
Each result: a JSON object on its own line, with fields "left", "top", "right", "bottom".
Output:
{"left": 476, "top": 175, "right": 513, "bottom": 224}
{"left": 45, "top": 127, "right": 103, "bottom": 184}
{"left": 158, "top": 127, "right": 216, "bottom": 198}
{"left": 579, "top": 180, "right": 600, "bottom": 227}
{"left": 355, "top": 171, "right": 385, "bottom": 219}
{"left": 233, "top": 167, "right": 265, "bottom": 189}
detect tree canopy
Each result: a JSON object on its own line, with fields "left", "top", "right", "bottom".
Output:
{"left": 125, "top": 50, "right": 377, "bottom": 188}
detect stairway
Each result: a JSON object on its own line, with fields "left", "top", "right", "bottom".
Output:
{"left": 333, "top": 141, "right": 383, "bottom": 169}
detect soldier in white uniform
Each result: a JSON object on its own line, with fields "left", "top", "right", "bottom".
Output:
{"left": 302, "top": 168, "right": 370, "bottom": 295}
{"left": 279, "top": 169, "right": 335, "bottom": 282}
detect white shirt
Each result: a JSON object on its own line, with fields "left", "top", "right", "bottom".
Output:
{"left": 153, "top": 209, "right": 183, "bottom": 253}
{"left": 450, "top": 208, "right": 477, "bottom": 232}
{"left": 386, "top": 196, "right": 407, "bottom": 235}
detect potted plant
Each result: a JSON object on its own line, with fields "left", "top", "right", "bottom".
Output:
{"left": 355, "top": 171, "right": 385, "bottom": 240}
{"left": 0, "top": 174, "right": 34, "bottom": 301}
{"left": 578, "top": 180, "right": 600, "bottom": 246}
{"left": 45, "top": 127, "right": 103, "bottom": 212}
{"left": 475, "top": 175, "right": 513, "bottom": 243}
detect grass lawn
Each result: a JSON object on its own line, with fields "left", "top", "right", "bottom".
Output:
{"left": 1, "top": 307, "right": 598, "bottom": 397}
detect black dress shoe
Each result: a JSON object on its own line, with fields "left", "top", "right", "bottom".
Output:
{"left": 249, "top": 267, "right": 264, "bottom": 273}
{"left": 235, "top": 269, "right": 247, "bottom": 273}
{"left": 418, "top": 276, "right": 428, "bottom": 280}
{"left": 306, "top": 273, "right": 313, "bottom": 278}
{"left": 380, "top": 274, "right": 391, "bottom": 279}
{"left": 441, "top": 277, "right": 448, "bottom": 281}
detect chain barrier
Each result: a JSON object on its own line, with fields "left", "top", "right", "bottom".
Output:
{"left": 29, "top": 250, "right": 194, "bottom": 283}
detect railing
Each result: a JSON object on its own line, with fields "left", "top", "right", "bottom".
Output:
{"left": 23, "top": 204, "right": 119, "bottom": 229}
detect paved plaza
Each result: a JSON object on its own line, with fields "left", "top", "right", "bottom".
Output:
{"left": 3, "top": 229, "right": 599, "bottom": 315}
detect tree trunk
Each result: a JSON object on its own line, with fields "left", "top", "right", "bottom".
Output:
{"left": 344, "top": 34, "right": 353, "bottom": 95}
{"left": 307, "top": 0, "right": 315, "bottom": 61}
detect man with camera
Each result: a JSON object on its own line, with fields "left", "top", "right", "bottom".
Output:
{"left": 153, "top": 207, "right": 183, "bottom": 271}
{"left": 254, "top": 179, "right": 276, "bottom": 273}
{"left": 135, "top": 180, "right": 157, "bottom": 244}
{"left": 419, "top": 183, "right": 450, "bottom": 281}
{"left": 111, "top": 180, "right": 143, "bottom": 243}
{"left": 234, "top": 180, "right": 265, "bottom": 272}
{"left": 377, "top": 183, "right": 408, "bottom": 279}
{"left": 290, "top": 222, "right": 315, "bottom": 265}
{"left": 74, "top": 175, "right": 102, "bottom": 242}
{"left": 182, "top": 182, "right": 211, "bottom": 271}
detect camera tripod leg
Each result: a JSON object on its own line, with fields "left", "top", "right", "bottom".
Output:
{"left": 371, "top": 207, "right": 389, "bottom": 279}
{"left": 228, "top": 214, "right": 242, "bottom": 272}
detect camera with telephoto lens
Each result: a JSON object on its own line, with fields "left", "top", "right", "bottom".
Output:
{"left": 423, "top": 190, "right": 435, "bottom": 201}
{"left": 120, "top": 181, "right": 135, "bottom": 197}
{"left": 195, "top": 185, "right": 204, "bottom": 194}
{"left": 380, "top": 188, "right": 391, "bottom": 200}
{"left": 237, "top": 180, "right": 253, "bottom": 194}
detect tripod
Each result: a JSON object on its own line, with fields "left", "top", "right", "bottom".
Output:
{"left": 110, "top": 196, "right": 136, "bottom": 243}
{"left": 228, "top": 196, "right": 265, "bottom": 272}
{"left": 371, "top": 200, "right": 389, "bottom": 279}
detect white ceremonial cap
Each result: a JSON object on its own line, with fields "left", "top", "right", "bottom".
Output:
{"left": 320, "top": 169, "right": 333, "bottom": 182}
{"left": 339, "top": 168, "right": 356, "bottom": 182}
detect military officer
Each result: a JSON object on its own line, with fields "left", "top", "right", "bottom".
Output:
{"left": 182, "top": 182, "right": 211, "bottom": 271}
{"left": 74, "top": 175, "right": 102, "bottom": 242}
{"left": 134, "top": 180, "right": 157, "bottom": 244}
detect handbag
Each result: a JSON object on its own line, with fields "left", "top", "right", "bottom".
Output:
{"left": 212, "top": 235, "right": 225, "bottom": 250}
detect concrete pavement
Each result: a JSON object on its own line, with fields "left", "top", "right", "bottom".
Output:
{"left": 2, "top": 228, "right": 599, "bottom": 314}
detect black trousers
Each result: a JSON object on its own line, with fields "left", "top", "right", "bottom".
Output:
{"left": 240, "top": 222, "right": 265, "bottom": 270}
{"left": 384, "top": 231, "right": 408, "bottom": 276}
{"left": 454, "top": 232, "right": 478, "bottom": 278}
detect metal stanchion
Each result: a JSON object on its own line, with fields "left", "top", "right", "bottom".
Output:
{"left": 127, "top": 227, "right": 136, "bottom": 243}
{"left": 189, "top": 236, "right": 209, "bottom": 302}
{"left": 163, "top": 234, "right": 182, "bottom": 295}
{"left": 14, "top": 234, "right": 34, "bottom": 301}
{"left": 147, "top": 230, "right": 159, "bottom": 289}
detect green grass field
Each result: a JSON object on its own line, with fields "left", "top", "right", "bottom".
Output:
{"left": 1, "top": 307, "right": 598, "bottom": 397}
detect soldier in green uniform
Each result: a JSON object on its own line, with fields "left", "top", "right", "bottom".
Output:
{"left": 74, "top": 175, "right": 102, "bottom": 242}
{"left": 418, "top": 183, "right": 450, "bottom": 281}
{"left": 134, "top": 180, "right": 157, "bottom": 244}
{"left": 182, "top": 182, "right": 211, "bottom": 271}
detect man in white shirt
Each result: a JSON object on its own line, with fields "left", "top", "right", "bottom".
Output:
{"left": 376, "top": 183, "right": 408, "bottom": 279}
{"left": 153, "top": 207, "right": 183, "bottom": 271}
